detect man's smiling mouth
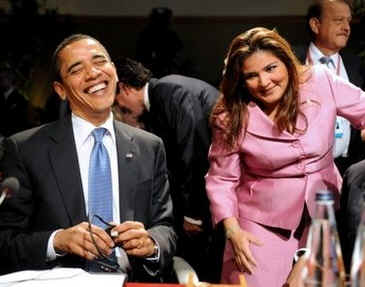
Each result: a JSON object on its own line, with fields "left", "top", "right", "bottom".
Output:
{"left": 85, "top": 82, "right": 107, "bottom": 94}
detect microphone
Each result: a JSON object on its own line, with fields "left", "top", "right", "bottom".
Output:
{"left": 0, "top": 177, "right": 19, "bottom": 206}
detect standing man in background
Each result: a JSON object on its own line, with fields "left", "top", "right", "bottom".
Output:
{"left": 295, "top": 0, "right": 365, "bottom": 271}
{"left": 0, "top": 34, "right": 176, "bottom": 281}
{"left": 295, "top": 0, "right": 365, "bottom": 176}
{"left": 114, "top": 57, "right": 222, "bottom": 282}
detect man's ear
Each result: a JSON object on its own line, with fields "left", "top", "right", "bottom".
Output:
{"left": 309, "top": 17, "right": 320, "bottom": 35}
{"left": 111, "top": 62, "right": 118, "bottom": 81}
{"left": 119, "top": 83, "right": 133, "bottom": 96}
{"left": 53, "top": 81, "right": 67, "bottom": 101}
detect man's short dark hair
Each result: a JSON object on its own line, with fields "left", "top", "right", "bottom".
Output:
{"left": 114, "top": 57, "right": 152, "bottom": 91}
{"left": 306, "top": 0, "right": 352, "bottom": 41}
{"left": 51, "top": 34, "right": 110, "bottom": 82}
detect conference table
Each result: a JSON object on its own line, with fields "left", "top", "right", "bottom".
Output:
{"left": 126, "top": 283, "right": 183, "bottom": 287}
{"left": 125, "top": 281, "right": 247, "bottom": 287}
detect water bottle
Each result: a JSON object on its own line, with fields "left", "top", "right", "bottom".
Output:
{"left": 303, "top": 190, "right": 346, "bottom": 286}
{"left": 350, "top": 194, "right": 365, "bottom": 287}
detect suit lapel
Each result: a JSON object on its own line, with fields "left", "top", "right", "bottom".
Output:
{"left": 114, "top": 121, "right": 138, "bottom": 223}
{"left": 48, "top": 116, "right": 87, "bottom": 226}
{"left": 246, "top": 102, "right": 296, "bottom": 140}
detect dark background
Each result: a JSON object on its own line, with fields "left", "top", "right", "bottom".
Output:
{"left": 0, "top": 0, "right": 364, "bottom": 116}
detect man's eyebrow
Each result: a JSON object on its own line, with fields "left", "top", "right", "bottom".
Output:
{"left": 92, "top": 54, "right": 108, "bottom": 61}
{"left": 66, "top": 61, "right": 82, "bottom": 74}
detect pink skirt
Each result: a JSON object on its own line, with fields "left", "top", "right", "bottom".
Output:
{"left": 221, "top": 217, "right": 309, "bottom": 287}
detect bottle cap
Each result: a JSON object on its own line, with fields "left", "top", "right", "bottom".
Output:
{"left": 315, "top": 190, "right": 334, "bottom": 202}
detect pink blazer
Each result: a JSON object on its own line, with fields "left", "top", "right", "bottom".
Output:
{"left": 206, "top": 65, "right": 365, "bottom": 230}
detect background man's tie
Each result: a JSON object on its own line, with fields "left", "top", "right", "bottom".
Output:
{"left": 319, "top": 56, "right": 334, "bottom": 68}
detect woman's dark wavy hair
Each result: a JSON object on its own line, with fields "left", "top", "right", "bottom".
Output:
{"left": 211, "top": 27, "right": 306, "bottom": 149}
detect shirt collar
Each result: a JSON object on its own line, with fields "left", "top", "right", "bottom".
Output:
{"left": 72, "top": 112, "right": 116, "bottom": 147}
{"left": 143, "top": 83, "right": 150, "bottom": 112}
{"left": 309, "top": 42, "right": 339, "bottom": 68}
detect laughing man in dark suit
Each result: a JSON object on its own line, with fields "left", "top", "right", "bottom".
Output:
{"left": 0, "top": 34, "right": 176, "bottom": 281}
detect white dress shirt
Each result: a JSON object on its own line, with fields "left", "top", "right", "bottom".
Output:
{"left": 47, "top": 112, "right": 121, "bottom": 259}
{"left": 72, "top": 113, "right": 120, "bottom": 219}
{"left": 307, "top": 43, "right": 351, "bottom": 158}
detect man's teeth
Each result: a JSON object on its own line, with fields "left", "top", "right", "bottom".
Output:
{"left": 88, "top": 83, "right": 106, "bottom": 94}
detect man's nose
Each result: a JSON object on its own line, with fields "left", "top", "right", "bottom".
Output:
{"left": 85, "top": 65, "right": 101, "bottom": 79}
{"left": 343, "top": 20, "right": 350, "bottom": 32}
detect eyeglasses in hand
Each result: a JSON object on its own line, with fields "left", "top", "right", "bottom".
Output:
{"left": 87, "top": 214, "right": 123, "bottom": 273}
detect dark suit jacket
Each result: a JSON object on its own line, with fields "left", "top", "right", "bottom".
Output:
{"left": 141, "top": 75, "right": 219, "bottom": 231}
{"left": 0, "top": 115, "right": 176, "bottom": 281}
{"left": 340, "top": 160, "right": 365, "bottom": 269}
{"left": 294, "top": 45, "right": 365, "bottom": 175}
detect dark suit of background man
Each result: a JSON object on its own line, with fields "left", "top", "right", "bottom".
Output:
{"left": 0, "top": 34, "right": 176, "bottom": 281}
{"left": 295, "top": 0, "right": 365, "bottom": 271}
{"left": 114, "top": 57, "right": 222, "bottom": 282}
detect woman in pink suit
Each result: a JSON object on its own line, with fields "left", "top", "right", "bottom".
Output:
{"left": 205, "top": 27, "right": 365, "bottom": 287}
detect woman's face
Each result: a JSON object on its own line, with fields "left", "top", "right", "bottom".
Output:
{"left": 242, "top": 50, "right": 289, "bottom": 117}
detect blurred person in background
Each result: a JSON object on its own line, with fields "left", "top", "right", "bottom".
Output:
{"left": 114, "top": 57, "right": 222, "bottom": 282}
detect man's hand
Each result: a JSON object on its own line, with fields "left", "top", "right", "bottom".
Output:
{"left": 183, "top": 219, "right": 203, "bottom": 236}
{"left": 361, "top": 129, "right": 365, "bottom": 142}
{"left": 53, "top": 222, "right": 115, "bottom": 260}
{"left": 284, "top": 256, "right": 306, "bottom": 287}
{"left": 112, "top": 221, "right": 156, "bottom": 258}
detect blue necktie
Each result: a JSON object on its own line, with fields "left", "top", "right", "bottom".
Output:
{"left": 319, "top": 56, "right": 334, "bottom": 68}
{"left": 88, "top": 128, "right": 113, "bottom": 227}
{"left": 88, "top": 128, "right": 129, "bottom": 273}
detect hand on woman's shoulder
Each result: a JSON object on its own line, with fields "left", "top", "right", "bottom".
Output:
{"left": 213, "top": 111, "right": 230, "bottom": 131}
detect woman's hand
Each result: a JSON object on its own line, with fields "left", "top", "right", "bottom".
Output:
{"left": 224, "top": 218, "right": 263, "bottom": 274}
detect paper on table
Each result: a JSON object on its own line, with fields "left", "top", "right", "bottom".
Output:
{"left": 0, "top": 268, "right": 127, "bottom": 287}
